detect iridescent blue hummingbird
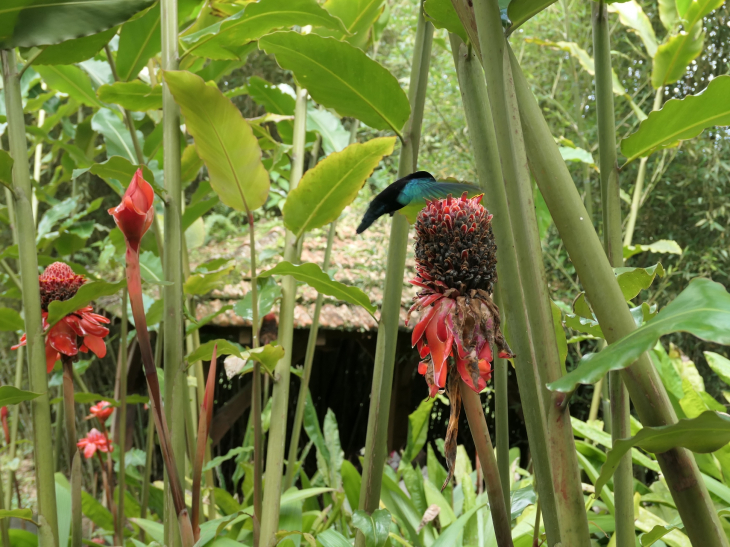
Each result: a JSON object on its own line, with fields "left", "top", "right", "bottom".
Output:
{"left": 356, "top": 171, "right": 479, "bottom": 234}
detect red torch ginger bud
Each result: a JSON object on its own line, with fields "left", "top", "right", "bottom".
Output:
{"left": 89, "top": 401, "right": 114, "bottom": 421}
{"left": 108, "top": 169, "right": 155, "bottom": 253}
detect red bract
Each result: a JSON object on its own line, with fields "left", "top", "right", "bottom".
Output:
{"left": 407, "top": 193, "right": 513, "bottom": 397}
{"left": 108, "top": 169, "right": 155, "bottom": 252}
{"left": 12, "top": 263, "right": 110, "bottom": 372}
{"left": 90, "top": 401, "right": 114, "bottom": 421}
{"left": 77, "top": 428, "right": 112, "bottom": 459}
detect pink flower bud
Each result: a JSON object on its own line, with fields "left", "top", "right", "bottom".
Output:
{"left": 108, "top": 169, "right": 154, "bottom": 253}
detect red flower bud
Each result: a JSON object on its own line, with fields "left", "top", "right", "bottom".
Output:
{"left": 108, "top": 169, "right": 155, "bottom": 253}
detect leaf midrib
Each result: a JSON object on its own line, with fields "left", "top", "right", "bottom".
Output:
{"left": 47, "top": 66, "right": 99, "bottom": 106}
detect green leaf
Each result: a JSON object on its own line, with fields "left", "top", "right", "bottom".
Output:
{"left": 0, "top": 508, "right": 34, "bottom": 522}
{"left": 595, "top": 411, "right": 730, "bottom": 494}
{"left": 0, "top": 307, "right": 23, "bottom": 331}
{"left": 283, "top": 137, "right": 396, "bottom": 238}
{"left": 622, "top": 76, "right": 730, "bottom": 162}
{"left": 186, "top": 339, "right": 244, "bottom": 363}
{"left": 352, "top": 509, "right": 391, "bottom": 547}
{"left": 402, "top": 397, "right": 435, "bottom": 464}
{"left": 259, "top": 261, "right": 376, "bottom": 314}
{"left": 259, "top": 31, "right": 410, "bottom": 137}
{"left": 34, "top": 65, "right": 102, "bottom": 107}
{"left": 0, "top": 386, "right": 42, "bottom": 407}
{"left": 92, "top": 109, "right": 142, "bottom": 163}
{"left": 86, "top": 156, "right": 155, "bottom": 196}
{"left": 180, "top": 0, "right": 347, "bottom": 60}
{"left": 129, "top": 518, "right": 163, "bottom": 544}
{"left": 98, "top": 81, "right": 162, "bottom": 111}
{"left": 508, "top": 0, "right": 558, "bottom": 32}
{"left": 552, "top": 300, "right": 568, "bottom": 367}
{"left": 652, "top": 26, "right": 704, "bottom": 89}
{"left": 317, "top": 529, "right": 352, "bottom": 547}
{"left": 116, "top": 3, "right": 160, "bottom": 81}
{"left": 316, "top": 0, "right": 386, "bottom": 49}
{"left": 624, "top": 239, "right": 683, "bottom": 259}
{"left": 341, "top": 460, "right": 362, "bottom": 513}
{"left": 424, "top": 0, "right": 468, "bottom": 43}
{"left": 548, "top": 278, "right": 730, "bottom": 393}
{"left": 0, "top": 0, "right": 153, "bottom": 49}
{"left": 608, "top": 1, "right": 657, "bottom": 57}
{"left": 247, "top": 343, "right": 285, "bottom": 375}
{"left": 164, "top": 70, "right": 269, "bottom": 212}
{"left": 47, "top": 279, "right": 126, "bottom": 326}
{"left": 640, "top": 519, "right": 684, "bottom": 547}
{"left": 203, "top": 446, "right": 252, "bottom": 472}
{"left": 705, "top": 351, "right": 730, "bottom": 387}
{"left": 184, "top": 262, "right": 234, "bottom": 295}
{"left": 559, "top": 146, "right": 595, "bottom": 165}
{"left": 431, "top": 502, "right": 488, "bottom": 547}
{"left": 234, "top": 277, "right": 281, "bottom": 322}
{"left": 31, "top": 27, "right": 116, "bottom": 65}
{"left": 186, "top": 305, "right": 233, "bottom": 335}
{"left": 307, "top": 108, "right": 350, "bottom": 155}
{"left": 615, "top": 263, "right": 665, "bottom": 300}
{"left": 0, "top": 150, "right": 13, "bottom": 189}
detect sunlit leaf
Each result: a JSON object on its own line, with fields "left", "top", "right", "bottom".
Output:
{"left": 259, "top": 261, "right": 376, "bottom": 314}
{"left": 184, "top": 261, "right": 234, "bottom": 295}
{"left": 307, "top": 108, "right": 350, "bottom": 155}
{"left": 47, "top": 279, "right": 126, "bottom": 326}
{"left": 622, "top": 76, "right": 730, "bottom": 162}
{"left": 316, "top": 0, "right": 386, "bottom": 49}
{"left": 624, "top": 240, "right": 683, "bottom": 259}
{"left": 98, "top": 81, "right": 162, "bottom": 111}
{"left": 186, "top": 339, "right": 245, "bottom": 363}
{"left": 259, "top": 31, "right": 410, "bottom": 137}
{"left": 283, "top": 137, "right": 396, "bottom": 238}
{"left": 548, "top": 278, "right": 730, "bottom": 392}
{"left": 164, "top": 70, "right": 270, "bottom": 212}
{"left": 705, "top": 351, "right": 730, "bottom": 387}
{"left": 652, "top": 26, "right": 704, "bottom": 89}
{"left": 35, "top": 65, "right": 103, "bottom": 107}
{"left": 608, "top": 0, "right": 657, "bottom": 57}
{"left": 0, "top": 386, "right": 42, "bottom": 407}
{"left": 92, "top": 109, "right": 142, "bottom": 163}
{"left": 508, "top": 0, "right": 557, "bottom": 32}
{"left": 0, "top": 0, "right": 153, "bottom": 49}
{"left": 352, "top": 509, "right": 391, "bottom": 547}
{"left": 615, "top": 263, "right": 664, "bottom": 300}
{"left": 424, "top": 0, "right": 468, "bottom": 43}
{"left": 116, "top": 3, "right": 160, "bottom": 81}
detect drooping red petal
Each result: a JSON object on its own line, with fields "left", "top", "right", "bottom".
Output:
{"left": 83, "top": 443, "right": 97, "bottom": 459}
{"left": 79, "top": 316, "right": 110, "bottom": 337}
{"left": 478, "top": 359, "right": 493, "bottom": 383}
{"left": 478, "top": 340, "right": 493, "bottom": 363}
{"left": 417, "top": 338, "right": 429, "bottom": 359}
{"left": 83, "top": 335, "right": 107, "bottom": 359}
{"left": 412, "top": 304, "right": 438, "bottom": 347}
{"left": 456, "top": 356, "right": 486, "bottom": 393}
{"left": 63, "top": 315, "right": 87, "bottom": 336}
{"left": 45, "top": 343, "right": 59, "bottom": 373}
{"left": 417, "top": 361, "right": 428, "bottom": 375}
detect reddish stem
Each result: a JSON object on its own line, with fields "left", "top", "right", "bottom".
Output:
{"left": 192, "top": 345, "right": 217, "bottom": 540}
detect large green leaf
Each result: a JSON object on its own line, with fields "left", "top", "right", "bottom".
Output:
{"left": 92, "top": 109, "right": 142, "bottom": 163}
{"left": 307, "top": 108, "right": 350, "bottom": 155}
{"left": 115, "top": 3, "right": 160, "bottom": 81}
{"left": 424, "top": 0, "right": 467, "bottom": 43}
{"left": 259, "top": 31, "right": 410, "bottom": 137}
{"left": 608, "top": 0, "right": 657, "bottom": 57}
{"left": 81, "top": 156, "right": 155, "bottom": 196}
{"left": 317, "top": 530, "right": 352, "bottom": 547}
{"left": 651, "top": 26, "right": 704, "bottom": 88}
{"left": 622, "top": 76, "right": 730, "bottom": 162}
{"left": 180, "top": 0, "right": 346, "bottom": 60}
{"left": 401, "top": 397, "right": 435, "bottom": 464}
{"left": 615, "top": 263, "right": 664, "bottom": 300}
{"left": 624, "top": 239, "right": 683, "bottom": 259}
{"left": 0, "top": 150, "right": 13, "bottom": 188}
{"left": 595, "top": 411, "right": 730, "bottom": 493}
{"left": 0, "top": 0, "right": 153, "bottom": 48}
{"left": 47, "top": 279, "right": 126, "bottom": 326}
{"left": 186, "top": 339, "right": 245, "bottom": 363}
{"left": 32, "top": 27, "right": 117, "bottom": 65}
{"left": 259, "top": 261, "right": 376, "bottom": 314}
{"left": 431, "top": 502, "right": 488, "bottom": 547}
{"left": 316, "top": 0, "right": 386, "bottom": 49}
{"left": 234, "top": 277, "right": 282, "bottom": 321}
{"left": 164, "top": 70, "right": 269, "bottom": 212}
{"left": 508, "top": 0, "right": 558, "bottom": 32}
{"left": 352, "top": 509, "right": 391, "bottom": 547}
{"left": 548, "top": 278, "right": 730, "bottom": 392}
{"left": 34, "top": 65, "right": 102, "bottom": 107}
{"left": 97, "top": 81, "right": 162, "bottom": 111}
{"left": 0, "top": 386, "right": 42, "bottom": 407}
{"left": 283, "top": 137, "right": 396, "bottom": 238}
{"left": 705, "top": 351, "right": 730, "bottom": 386}
{"left": 0, "top": 308, "right": 24, "bottom": 331}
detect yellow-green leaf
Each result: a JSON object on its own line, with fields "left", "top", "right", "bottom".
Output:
{"left": 98, "top": 81, "right": 162, "bottom": 111}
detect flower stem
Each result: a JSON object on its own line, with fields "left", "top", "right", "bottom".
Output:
{"left": 493, "top": 288, "right": 510, "bottom": 511}
{"left": 4, "top": 344, "right": 24, "bottom": 510}
{"left": 355, "top": 8, "right": 432, "bottom": 545}
{"left": 1, "top": 49, "right": 59, "bottom": 547}
{"left": 70, "top": 452, "right": 82, "bottom": 547}
{"left": 140, "top": 329, "right": 163, "bottom": 541}
{"left": 460, "top": 383, "right": 513, "bottom": 547}
{"left": 116, "top": 289, "right": 129, "bottom": 543}
{"left": 0, "top": 471, "right": 10, "bottom": 547}
{"left": 508, "top": 44, "right": 730, "bottom": 547}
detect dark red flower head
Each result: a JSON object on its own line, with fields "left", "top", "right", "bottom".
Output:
{"left": 108, "top": 169, "right": 155, "bottom": 253}
{"left": 89, "top": 401, "right": 114, "bottom": 421}
{"left": 12, "top": 262, "right": 110, "bottom": 372}
{"left": 77, "top": 428, "right": 112, "bottom": 459}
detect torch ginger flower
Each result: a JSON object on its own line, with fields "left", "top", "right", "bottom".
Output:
{"left": 407, "top": 193, "right": 513, "bottom": 488}
{"left": 108, "top": 168, "right": 154, "bottom": 253}
{"left": 89, "top": 401, "right": 114, "bottom": 421}
{"left": 77, "top": 428, "right": 112, "bottom": 459}
{"left": 12, "top": 262, "right": 110, "bottom": 372}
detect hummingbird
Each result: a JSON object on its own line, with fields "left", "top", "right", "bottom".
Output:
{"left": 356, "top": 171, "right": 480, "bottom": 234}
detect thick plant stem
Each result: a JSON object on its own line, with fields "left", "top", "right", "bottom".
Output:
{"left": 355, "top": 9, "right": 432, "bottom": 545}
{"left": 461, "top": 384, "right": 513, "bottom": 547}
{"left": 160, "top": 0, "right": 186, "bottom": 543}
{"left": 248, "top": 210, "right": 262, "bottom": 547}
{"left": 116, "top": 290, "right": 129, "bottom": 543}
{"left": 509, "top": 45, "right": 730, "bottom": 547}
{"left": 1, "top": 49, "right": 59, "bottom": 547}
{"left": 623, "top": 88, "right": 663, "bottom": 247}
{"left": 592, "top": 5, "right": 633, "bottom": 544}
{"left": 493, "top": 289, "right": 510, "bottom": 510}
{"left": 284, "top": 220, "right": 337, "bottom": 491}
{"left": 140, "top": 329, "right": 163, "bottom": 540}
{"left": 449, "top": 32, "right": 561, "bottom": 544}
{"left": 259, "top": 86, "right": 308, "bottom": 547}
{"left": 4, "top": 345, "right": 23, "bottom": 511}
{"left": 0, "top": 461, "right": 10, "bottom": 547}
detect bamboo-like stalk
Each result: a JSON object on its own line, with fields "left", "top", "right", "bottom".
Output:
{"left": 449, "top": 32, "right": 561, "bottom": 544}
{"left": 493, "top": 288, "right": 510, "bottom": 511}
{"left": 0, "top": 470, "right": 10, "bottom": 547}
{"left": 4, "top": 344, "right": 23, "bottom": 510}
{"left": 71, "top": 452, "right": 82, "bottom": 547}
{"left": 591, "top": 4, "right": 633, "bottom": 544}
{"left": 354, "top": 10, "right": 433, "bottom": 546}
{"left": 460, "top": 383, "right": 513, "bottom": 546}
{"left": 60, "top": 355, "right": 83, "bottom": 546}
{"left": 1, "top": 49, "right": 59, "bottom": 547}
{"left": 160, "top": 0, "right": 186, "bottom": 543}
{"left": 259, "top": 86, "right": 308, "bottom": 547}
{"left": 509, "top": 44, "right": 730, "bottom": 547}
{"left": 623, "top": 88, "right": 664, "bottom": 247}
{"left": 116, "top": 290, "right": 129, "bottom": 542}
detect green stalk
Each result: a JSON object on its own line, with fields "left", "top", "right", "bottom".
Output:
{"left": 623, "top": 87, "right": 663, "bottom": 247}
{"left": 0, "top": 469, "right": 9, "bottom": 547}
{"left": 116, "top": 290, "right": 129, "bottom": 542}
{"left": 259, "top": 86, "right": 308, "bottom": 547}
{"left": 4, "top": 344, "right": 23, "bottom": 510}
{"left": 283, "top": 219, "right": 337, "bottom": 491}
{"left": 160, "top": 0, "right": 186, "bottom": 543}
{"left": 591, "top": 4, "right": 632, "bottom": 544}
{"left": 493, "top": 288, "right": 510, "bottom": 510}
{"left": 460, "top": 383, "right": 513, "bottom": 546}
{"left": 509, "top": 44, "right": 730, "bottom": 547}
{"left": 355, "top": 9, "right": 433, "bottom": 544}
{"left": 70, "top": 453, "right": 82, "bottom": 547}
{"left": 1, "top": 49, "right": 59, "bottom": 547}
{"left": 248, "top": 209, "right": 262, "bottom": 547}
{"left": 449, "top": 32, "right": 561, "bottom": 544}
